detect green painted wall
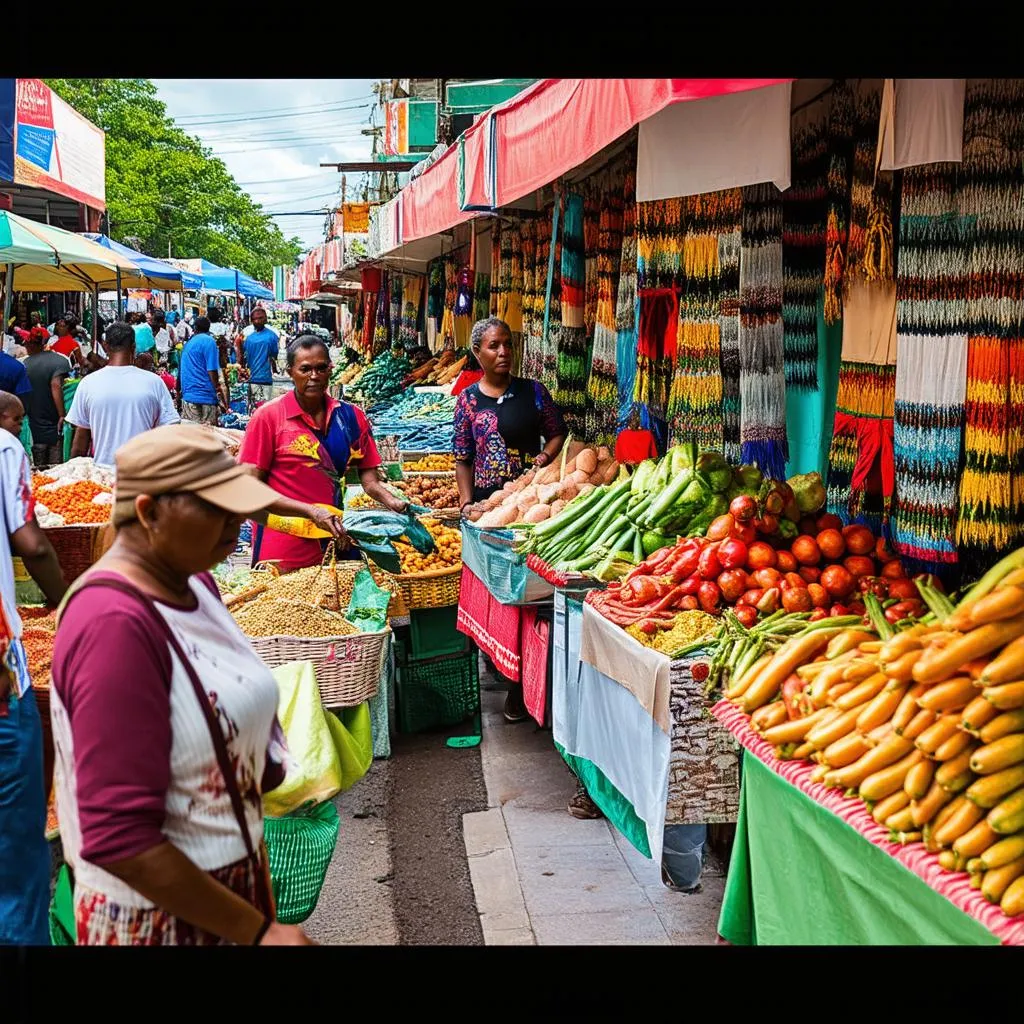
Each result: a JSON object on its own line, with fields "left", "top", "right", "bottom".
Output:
{"left": 445, "top": 79, "right": 537, "bottom": 113}
{"left": 408, "top": 101, "right": 437, "bottom": 149}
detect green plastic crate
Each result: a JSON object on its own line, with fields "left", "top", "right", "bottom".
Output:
{"left": 408, "top": 605, "right": 466, "bottom": 659}
{"left": 396, "top": 649, "right": 479, "bottom": 734}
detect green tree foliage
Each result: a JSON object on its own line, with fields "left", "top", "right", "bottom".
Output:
{"left": 45, "top": 78, "right": 302, "bottom": 282}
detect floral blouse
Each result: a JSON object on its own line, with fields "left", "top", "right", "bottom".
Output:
{"left": 453, "top": 377, "right": 566, "bottom": 500}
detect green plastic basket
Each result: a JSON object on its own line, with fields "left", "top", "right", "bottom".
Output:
{"left": 396, "top": 649, "right": 480, "bottom": 734}
{"left": 408, "top": 605, "right": 466, "bottom": 659}
{"left": 263, "top": 801, "right": 340, "bottom": 925}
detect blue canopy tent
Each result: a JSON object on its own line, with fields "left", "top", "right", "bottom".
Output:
{"left": 187, "top": 258, "right": 239, "bottom": 294}
{"left": 235, "top": 270, "right": 274, "bottom": 300}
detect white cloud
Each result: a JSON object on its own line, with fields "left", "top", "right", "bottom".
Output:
{"left": 153, "top": 79, "right": 378, "bottom": 251}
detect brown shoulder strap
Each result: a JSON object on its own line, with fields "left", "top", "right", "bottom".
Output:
{"left": 64, "top": 577, "right": 263, "bottom": 877}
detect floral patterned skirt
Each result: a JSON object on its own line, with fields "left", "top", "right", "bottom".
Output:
{"left": 75, "top": 853, "right": 271, "bottom": 946}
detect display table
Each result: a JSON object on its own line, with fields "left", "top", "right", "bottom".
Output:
{"left": 551, "top": 594, "right": 740, "bottom": 865}
{"left": 713, "top": 700, "right": 1024, "bottom": 946}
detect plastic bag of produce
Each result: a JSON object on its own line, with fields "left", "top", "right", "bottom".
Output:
{"left": 264, "top": 660, "right": 345, "bottom": 817}
{"left": 344, "top": 567, "right": 391, "bottom": 632}
{"left": 325, "top": 702, "right": 373, "bottom": 793}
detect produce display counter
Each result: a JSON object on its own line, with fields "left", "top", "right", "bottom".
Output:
{"left": 552, "top": 594, "right": 741, "bottom": 864}
{"left": 712, "top": 700, "right": 1024, "bottom": 945}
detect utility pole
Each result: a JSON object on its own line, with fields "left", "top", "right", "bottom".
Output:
{"left": 340, "top": 174, "right": 346, "bottom": 269}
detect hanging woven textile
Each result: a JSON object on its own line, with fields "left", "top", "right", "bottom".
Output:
{"left": 667, "top": 191, "right": 732, "bottom": 450}
{"left": 615, "top": 172, "right": 639, "bottom": 426}
{"left": 586, "top": 173, "right": 625, "bottom": 445}
{"left": 556, "top": 190, "right": 590, "bottom": 428}
{"left": 955, "top": 79, "right": 1024, "bottom": 578}
{"left": 782, "top": 103, "right": 830, "bottom": 391}
{"left": 521, "top": 217, "right": 544, "bottom": 381}
{"left": 372, "top": 271, "right": 390, "bottom": 357}
{"left": 389, "top": 272, "right": 404, "bottom": 345}
{"left": 400, "top": 274, "right": 424, "bottom": 348}
{"left": 892, "top": 161, "right": 967, "bottom": 575}
{"left": 584, "top": 189, "right": 601, "bottom": 338}
{"left": 826, "top": 363, "right": 896, "bottom": 533}
{"left": 473, "top": 272, "right": 491, "bottom": 322}
{"left": 541, "top": 201, "right": 562, "bottom": 396}
{"left": 843, "top": 83, "right": 887, "bottom": 289}
{"left": 822, "top": 80, "right": 856, "bottom": 325}
{"left": 494, "top": 220, "right": 524, "bottom": 375}
{"left": 634, "top": 197, "right": 683, "bottom": 418}
{"left": 718, "top": 189, "right": 743, "bottom": 464}
{"left": 360, "top": 267, "right": 381, "bottom": 354}
{"left": 739, "top": 182, "right": 787, "bottom": 481}
{"left": 454, "top": 264, "right": 474, "bottom": 348}
{"left": 439, "top": 258, "right": 458, "bottom": 351}
{"left": 427, "top": 261, "right": 444, "bottom": 322}
{"left": 490, "top": 226, "right": 501, "bottom": 316}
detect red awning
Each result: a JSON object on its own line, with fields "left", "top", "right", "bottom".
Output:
{"left": 398, "top": 78, "right": 794, "bottom": 244}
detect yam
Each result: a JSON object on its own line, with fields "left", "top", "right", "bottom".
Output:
{"left": 535, "top": 463, "right": 561, "bottom": 485}
{"left": 588, "top": 470, "right": 605, "bottom": 485}
{"left": 601, "top": 460, "right": 620, "bottom": 484}
{"left": 523, "top": 504, "right": 552, "bottom": 524}
{"left": 559, "top": 483, "right": 579, "bottom": 502}
{"left": 517, "top": 487, "right": 540, "bottom": 511}
{"left": 569, "top": 469, "right": 590, "bottom": 486}
{"left": 576, "top": 449, "right": 598, "bottom": 475}
{"left": 597, "top": 446, "right": 611, "bottom": 462}
{"left": 550, "top": 500, "right": 567, "bottom": 517}
{"left": 508, "top": 471, "right": 535, "bottom": 493}
{"left": 537, "top": 482, "right": 562, "bottom": 505}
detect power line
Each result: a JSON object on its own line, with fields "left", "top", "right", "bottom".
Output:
{"left": 196, "top": 123, "right": 371, "bottom": 145}
{"left": 177, "top": 100, "right": 373, "bottom": 128}
{"left": 173, "top": 92, "right": 376, "bottom": 121}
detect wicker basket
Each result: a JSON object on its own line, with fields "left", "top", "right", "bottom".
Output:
{"left": 249, "top": 628, "right": 389, "bottom": 708}
{"left": 44, "top": 523, "right": 111, "bottom": 584}
{"left": 395, "top": 564, "right": 462, "bottom": 610}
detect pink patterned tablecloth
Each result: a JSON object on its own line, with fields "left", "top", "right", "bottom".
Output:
{"left": 712, "top": 698, "right": 1024, "bottom": 946}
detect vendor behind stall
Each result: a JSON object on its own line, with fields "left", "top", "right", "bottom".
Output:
{"left": 238, "top": 333, "right": 409, "bottom": 572}
{"left": 454, "top": 317, "right": 567, "bottom": 509}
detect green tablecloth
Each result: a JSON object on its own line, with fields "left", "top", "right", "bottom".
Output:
{"left": 719, "top": 751, "right": 999, "bottom": 946}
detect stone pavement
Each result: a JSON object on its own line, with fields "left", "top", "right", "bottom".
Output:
{"left": 462, "top": 664, "right": 725, "bottom": 945}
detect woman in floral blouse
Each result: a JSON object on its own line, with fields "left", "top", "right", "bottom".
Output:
{"left": 453, "top": 317, "right": 566, "bottom": 509}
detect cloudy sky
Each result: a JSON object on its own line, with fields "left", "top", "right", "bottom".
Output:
{"left": 153, "top": 79, "right": 377, "bottom": 252}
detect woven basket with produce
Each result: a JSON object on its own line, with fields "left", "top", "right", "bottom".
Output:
{"left": 394, "top": 519, "right": 462, "bottom": 609}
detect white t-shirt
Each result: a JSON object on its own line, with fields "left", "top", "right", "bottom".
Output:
{"left": 0, "top": 432, "right": 32, "bottom": 696}
{"left": 66, "top": 365, "right": 181, "bottom": 466}
{"left": 154, "top": 327, "right": 171, "bottom": 355}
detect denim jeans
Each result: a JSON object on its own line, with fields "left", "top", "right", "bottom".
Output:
{"left": 0, "top": 686, "right": 51, "bottom": 945}
{"left": 662, "top": 824, "right": 707, "bottom": 891}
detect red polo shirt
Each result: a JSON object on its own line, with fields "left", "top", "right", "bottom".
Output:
{"left": 238, "top": 390, "right": 381, "bottom": 570}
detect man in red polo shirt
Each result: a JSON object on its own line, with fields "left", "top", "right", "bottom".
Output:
{"left": 238, "top": 333, "right": 408, "bottom": 571}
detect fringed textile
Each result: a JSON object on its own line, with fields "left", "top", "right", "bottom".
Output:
{"left": 615, "top": 173, "right": 639, "bottom": 427}
{"left": 559, "top": 192, "right": 586, "bottom": 328}
{"left": 844, "top": 84, "right": 888, "bottom": 289}
{"left": 782, "top": 111, "right": 829, "bottom": 390}
{"left": 521, "top": 217, "right": 544, "bottom": 381}
{"left": 372, "top": 272, "right": 390, "bottom": 357}
{"left": 956, "top": 78, "right": 1024, "bottom": 577}
{"left": 555, "top": 193, "right": 589, "bottom": 425}
{"left": 540, "top": 203, "right": 562, "bottom": 395}
{"left": 668, "top": 192, "right": 729, "bottom": 450}
{"left": 427, "top": 261, "right": 444, "bottom": 321}
{"left": 439, "top": 260, "right": 459, "bottom": 351}
{"left": 495, "top": 222, "right": 524, "bottom": 333}
{"left": 718, "top": 191, "right": 743, "bottom": 463}
{"left": 893, "top": 160, "right": 968, "bottom": 576}
{"left": 400, "top": 274, "right": 423, "bottom": 347}
{"left": 473, "top": 272, "right": 491, "bottom": 323}
{"left": 739, "top": 182, "right": 787, "bottom": 480}
{"left": 823, "top": 81, "right": 855, "bottom": 325}
{"left": 584, "top": 191, "right": 600, "bottom": 338}
{"left": 389, "top": 273, "right": 404, "bottom": 346}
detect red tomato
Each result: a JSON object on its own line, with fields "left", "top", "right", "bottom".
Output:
{"left": 816, "top": 528, "right": 845, "bottom": 561}
{"left": 791, "top": 535, "right": 822, "bottom": 566}
{"left": 809, "top": 608, "right": 828, "bottom": 621}
{"left": 844, "top": 555, "right": 876, "bottom": 579}
{"left": 843, "top": 524, "right": 876, "bottom": 555}
{"left": 820, "top": 564, "right": 856, "bottom": 599}
{"left": 754, "top": 515, "right": 780, "bottom": 536}
{"left": 747, "top": 541, "right": 778, "bottom": 570}
{"left": 698, "top": 544, "right": 722, "bottom": 580}
{"left": 753, "top": 567, "right": 782, "bottom": 590}
{"left": 816, "top": 513, "right": 844, "bottom": 532}
{"left": 848, "top": 599, "right": 866, "bottom": 616}
{"left": 782, "top": 572, "right": 808, "bottom": 590}
{"left": 729, "top": 495, "right": 758, "bottom": 522}
{"left": 875, "top": 536, "right": 898, "bottom": 563}
{"left": 807, "top": 583, "right": 829, "bottom": 609}
{"left": 881, "top": 559, "right": 906, "bottom": 579}
{"left": 731, "top": 521, "right": 758, "bottom": 546}
{"left": 732, "top": 604, "right": 758, "bottom": 628}
{"left": 889, "top": 599, "right": 925, "bottom": 619}
{"left": 739, "top": 588, "right": 764, "bottom": 607}
{"left": 718, "top": 538, "right": 749, "bottom": 570}
{"left": 829, "top": 603, "right": 851, "bottom": 617}
{"left": 698, "top": 580, "right": 721, "bottom": 614}
{"left": 782, "top": 586, "right": 813, "bottom": 613}
{"left": 706, "top": 515, "right": 735, "bottom": 542}
{"left": 680, "top": 574, "right": 703, "bottom": 595}
{"left": 679, "top": 595, "right": 699, "bottom": 611}
{"left": 717, "top": 569, "right": 750, "bottom": 603}
{"left": 775, "top": 550, "right": 798, "bottom": 573}
{"left": 799, "top": 566, "right": 822, "bottom": 585}
{"left": 886, "top": 578, "right": 920, "bottom": 601}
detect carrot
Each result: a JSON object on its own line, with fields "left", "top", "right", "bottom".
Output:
{"left": 823, "top": 731, "right": 871, "bottom": 768}
{"left": 901, "top": 708, "right": 938, "bottom": 742}
{"left": 892, "top": 684, "right": 930, "bottom": 734}
{"left": 961, "top": 695, "right": 1000, "bottom": 736}
{"left": 917, "top": 676, "right": 977, "bottom": 714}
{"left": 833, "top": 673, "right": 888, "bottom": 710}
{"left": 760, "top": 707, "right": 833, "bottom": 746}
{"left": 946, "top": 585, "right": 1024, "bottom": 631}
{"left": 911, "top": 780, "right": 955, "bottom": 828}
{"left": 916, "top": 714, "right": 962, "bottom": 755}
{"left": 826, "top": 630, "right": 877, "bottom": 660}
{"left": 750, "top": 702, "right": 788, "bottom": 732}
{"left": 913, "top": 614, "right": 1024, "bottom": 685}
{"left": 872, "top": 788, "right": 912, "bottom": 826}
{"left": 882, "top": 649, "right": 924, "bottom": 683}
{"left": 806, "top": 706, "right": 864, "bottom": 751}
{"left": 860, "top": 749, "right": 925, "bottom": 802}
{"left": 741, "top": 627, "right": 848, "bottom": 713}
{"left": 725, "top": 652, "right": 774, "bottom": 701}
{"left": 857, "top": 683, "right": 908, "bottom": 733}
{"left": 824, "top": 733, "right": 915, "bottom": 790}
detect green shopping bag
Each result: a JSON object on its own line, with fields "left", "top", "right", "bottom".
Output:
{"left": 264, "top": 801, "right": 340, "bottom": 925}
{"left": 62, "top": 379, "right": 80, "bottom": 462}
{"left": 18, "top": 414, "right": 32, "bottom": 458}
{"left": 48, "top": 863, "right": 76, "bottom": 946}
{"left": 326, "top": 701, "right": 373, "bottom": 792}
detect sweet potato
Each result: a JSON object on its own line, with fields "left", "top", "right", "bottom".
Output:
{"left": 523, "top": 504, "right": 551, "bottom": 524}
{"left": 576, "top": 449, "right": 598, "bottom": 475}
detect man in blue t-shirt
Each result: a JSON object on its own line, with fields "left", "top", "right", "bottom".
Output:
{"left": 178, "top": 316, "right": 226, "bottom": 424}
{"left": 235, "top": 307, "right": 279, "bottom": 413}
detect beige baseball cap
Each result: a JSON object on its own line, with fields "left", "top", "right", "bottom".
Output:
{"left": 113, "top": 424, "right": 278, "bottom": 526}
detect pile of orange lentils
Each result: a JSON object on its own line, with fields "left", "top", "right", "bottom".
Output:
{"left": 32, "top": 475, "right": 112, "bottom": 525}
{"left": 21, "top": 628, "right": 54, "bottom": 688}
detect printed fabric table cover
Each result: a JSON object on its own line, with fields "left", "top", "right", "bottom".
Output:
{"left": 712, "top": 700, "right": 1024, "bottom": 946}
{"left": 459, "top": 523, "right": 554, "bottom": 606}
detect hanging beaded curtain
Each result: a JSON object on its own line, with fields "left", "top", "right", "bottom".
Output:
{"left": 586, "top": 172, "right": 625, "bottom": 445}
{"left": 955, "top": 78, "right": 1024, "bottom": 578}
{"left": 584, "top": 189, "right": 601, "bottom": 338}
{"left": 718, "top": 189, "right": 743, "bottom": 464}
{"left": 634, "top": 197, "right": 683, "bottom": 418}
{"left": 372, "top": 271, "right": 390, "bottom": 356}
{"left": 388, "top": 272, "right": 404, "bottom": 345}
{"left": 521, "top": 217, "right": 543, "bottom": 380}
{"left": 400, "top": 274, "right": 424, "bottom": 348}
{"left": 892, "top": 162, "right": 967, "bottom": 576}
{"left": 541, "top": 200, "right": 563, "bottom": 395}
{"left": 493, "top": 221, "right": 524, "bottom": 376}
{"left": 739, "top": 182, "right": 787, "bottom": 481}
{"left": 667, "top": 190, "right": 737, "bottom": 450}
{"left": 782, "top": 104, "right": 830, "bottom": 391}
{"left": 822, "top": 80, "right": 856, "bottom": 326}
{"left": 556, "top": 191, "right": 588, "bottom": 430}
{"left": 615, "top": 172, "right": 639, "bottom": 427}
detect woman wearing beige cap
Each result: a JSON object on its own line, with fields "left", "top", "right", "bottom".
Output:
{"left": 50, "top": 424, "right": 313, "bottom": 946}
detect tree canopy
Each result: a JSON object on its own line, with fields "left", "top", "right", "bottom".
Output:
{"left": 45, "top": 79, "right": 302, "bottom": 282}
